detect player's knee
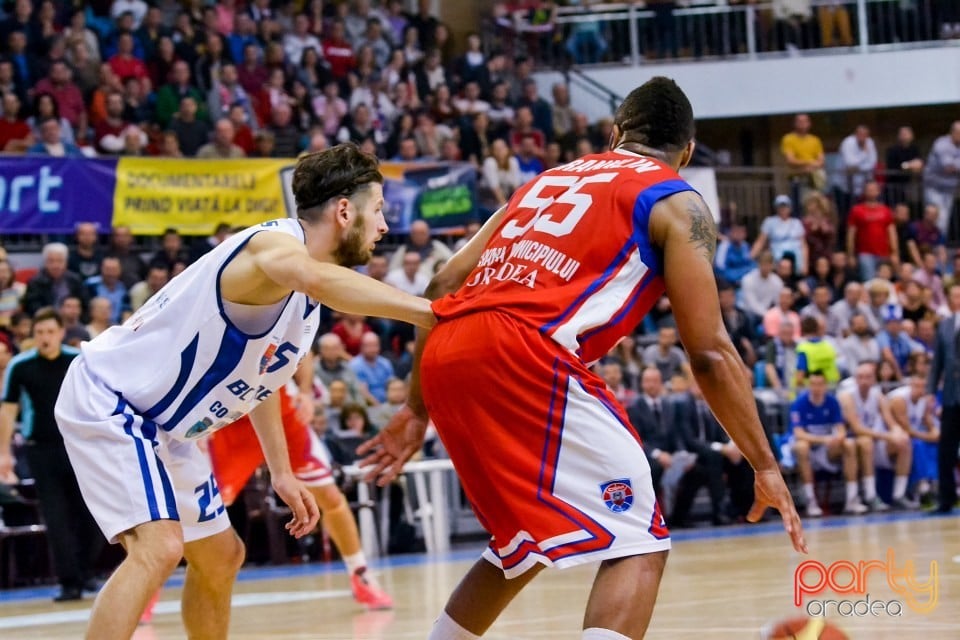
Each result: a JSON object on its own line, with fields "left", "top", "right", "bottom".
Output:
{"left": 856, "top": 435, "right": 873, "bottom": 451}
{"left": 842, "top": 439, "right": 856, "bottom": 454}
{"left": 793, "top": 441, "right": 810, "bottom": 457}
{"left": 129, "top": 532, "right": 184, "bottom": 577}
{"left": 219, "top": 532, "right": 246, "bottom": 575}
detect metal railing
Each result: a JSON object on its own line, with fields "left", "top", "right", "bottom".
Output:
{"left": 488, "top": 0, "right": 950, "bottom": 67}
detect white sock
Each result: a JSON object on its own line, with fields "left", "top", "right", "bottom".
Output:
{"left": 428, "top": 611, "right": 480, "bottom": 640}
{"left": 803, "top": 483, "right": 815, "bottom": 503}
{"left": 582, "top": 629, "right": 631, "bottom": 640}
{"left": 894, "top": 475, "right": 908, "bottom": 499}
{"left": 343, "top": 551, "right": 366, "bottom": 575}
{"left": 845, "top": 481, "right": 859, "bottom": 504}
{"left": 862, "top": 476, "right": 877, "bottom": 501}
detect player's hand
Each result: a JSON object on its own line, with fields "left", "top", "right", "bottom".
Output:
{"left": 356, "top": 404, "right": 428, "bottom": 486}
{"left": 748, "top": 468, "right": 808, "bottom": 554}
{"left": 272, "top": 473, "right": 320, "bottom": 539}
{"left": 0, "top": 451, "right": 17, "bottom": 484}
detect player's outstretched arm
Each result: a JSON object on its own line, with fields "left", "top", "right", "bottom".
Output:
{"left": 358, "top": 207, "right": 508, "bottom": 484}
{"left": 651, "top": 192, "right": 807, "bottom": 554}
{"left": 242, "top": 232, "right": 436, "bottom": 329}
{"left": 248, "top": 392, "right": 320, "bottom": 538}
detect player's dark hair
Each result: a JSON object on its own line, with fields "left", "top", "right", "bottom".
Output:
{"left": 808, "top": 370, "right": 826, "bottom": 380}
{"left": 614, "top": 77, "right": 694, "bottom": 152}
{"left": 800, "top": 316, "right": 820, "bottom": 336}
{"left": 32, "top": 306, "right": 63, "bottom": 327}
{"left": 293, "top": 142, "right": 383, "bottom": 223}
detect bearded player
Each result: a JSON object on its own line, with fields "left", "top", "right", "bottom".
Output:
{"left": 360, "top": 78, "right": 806, "bottom": 639}
{"left": 55, "top": 143, "right": 432, "bottom": 640}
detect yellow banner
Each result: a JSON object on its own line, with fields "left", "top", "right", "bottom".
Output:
{"left": 113, "top": 158, "right": 294, "bottom": 235}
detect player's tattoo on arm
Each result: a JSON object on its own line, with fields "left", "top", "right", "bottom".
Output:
{"left": 686, "top": 197, "right": 717, "bottom": 262}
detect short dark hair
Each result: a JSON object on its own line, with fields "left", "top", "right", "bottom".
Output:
{"left": 800, "top": 316, "right": 820, "bottom": 335}
{"left": 614, "top": 76, "right": 694, "bottom": 152}
{"left": 808, "top": 369, "right": 826, "bottom": 380}
{"left": 292, "top": 143, "right": 383, "bottom": 222}
{"left": 33, "top": 306, "right": 63, "bottom": 327}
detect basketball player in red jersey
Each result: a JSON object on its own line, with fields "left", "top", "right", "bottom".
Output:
{"left": 360, "top": 77, "right": 807, "bottom": 639}
{"left": 207, "top": 353, "right": 392, "bottom": 610}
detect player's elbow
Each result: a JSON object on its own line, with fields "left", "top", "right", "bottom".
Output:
{"left": 686, "top": 334, "right": 739, "bottom": 377}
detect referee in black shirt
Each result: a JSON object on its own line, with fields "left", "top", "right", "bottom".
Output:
{"left": 0, "top": 308, "right": 104, "bottom": 601}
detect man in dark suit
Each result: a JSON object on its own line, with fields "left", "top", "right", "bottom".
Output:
{"left": 627, "top": 367, "right": 683, "bottom": 507}
{"left": 927, "top": 283, "right": 960, "bottom": 514}
{"left": 673, "top": 382, "right": 755, "bottom": 525}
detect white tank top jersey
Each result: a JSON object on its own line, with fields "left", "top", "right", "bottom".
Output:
{"left": 81, "top": 218, "right": 321, "bottom": 441}
{"left": 838, "top": 378, "right": 884, "bottom": 432}
{"left": 887, "top": 385, "right": 928, "bottom": 432}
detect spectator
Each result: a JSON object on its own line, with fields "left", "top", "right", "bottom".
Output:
{"left": 27, "top": 118, "right": 83, "bottom": 157}
{"left": 913, "top": 251, "right": 947, "bottom": 313}
{"left": 313, "top": 80, "right": 349, "bottom": 139}
{"left": 385, "top": 251, "right": 430, "bottom": 296}
{"left": 714, "top": 221, "right": 755, "bottom": 285}
{"left": 0, "top": 92, "right": 32, "bottom": 152}
{"left": 790, "top": 370, "right": 867, "bottom": 517}
{"left": 67, "top": 222, "right": 103, "bottom": 282}
{"left": 63, "top": 9, "right": 101, "bottom": 63}
{"left": 85, "top": 297, "right": 114, "bottom": 339}
{"left": 796, "top": 316, "right": 840, "bottom": 385}
{"left": 284, "top": 14, "right": 323, "bottom": 68}
{"left": 764, "top": 287, "right": 801, "bottom": 340}
{"left": 740, "top": 251, "right": 784, "bottom": 317}
{"left": 68, "top": 40, "right": 102, "bottom": 98}
{"left": 781, "top": 113, "right": 826, "bottom": 198}
{"left": 208, "top": 64, "right": 255, "bottom": 125}
{"left": 718, "top": 279, "right": 757, "bottom": 366}
{"left": 515, "top": 133, "right": 545, "bottom": 185}
{"left": 601, "top": 361, "right": 636, "bottom": 406}
{"left": 922, "top": 121, "right": 960, "bottom": 236}
{"left": 764, "top": 320, "right": 799, "bottom": 395}
{"left": 885, "top": 125, "right": 924, "bottom": 205}
{"left": 369, "top": 378, "right": 409, "bottom": 430}
{"left": 155, "top": 60, "right": 207, "bottom": 129}
{"left": 846, "top": 181, "right": 898, "bottom": 281}
{"left": 267, "top": 102, "right": 302, "bottom": 158}
{"left": 642, "top": 326, "right": 691, "bottom": 382}
{"left": 835, "top": 124, "right": 877, "bottom": 212}
{"left": 323, "top": 19, "right": 357, "bottom": 81}
{"left": 387, "top": 220, "right": 453, "bottom": 277}
{"left": 800, "top": 284, "right": 833, "bottom": 329}
{"left": 226, "top": 104, "right": 255, "bottom": 156}
{"left": 350, "top": 331, "right": 395, "bottom": 405}
{"left": 106, "top": 225, "right": 146, "bottom": 289}
{"left": 33, "top": 61, "right": 86, "bottom": 134}
{"left": 816, "top": 0, "right": 853, "bottom": 47}
{"left": 907, "top": 203, "right": 948, "bottom": 268}
{"left": 85, "top": 257, "right": 129, "bottom": 325}
{"left": 94, "top": 91, "right": 147, "bottom": 155}
{"left": 6, "top": 30, "right": 40, "bottom": 90}
{"left": 237, "top": 42, "right": 268, "bottom": 97}
{"left": 674, "top": 379, "right": 753, "bottom": 524}
{"left": 28, "top": 93, "right": 76, "bottom": 145}
{"left": 197, "top": 118, "right": 245, "bottom": 159}
{"left": 509, "top": 105, "right": 546, "bottom": 155}
{"left": 112, "top": 0, "right": 149, "bottom": 28}
{"left": 517, "top": 79, "right": 553, "bottom": 143}
{"left": 752, "top": 194, "right": 807, "bottom": 274}
{"left": 452, "top": 81, "right": 490, "bottom": 118}
{"left": 152, "top": 228, "right": 189, "bottom": 275}
{"left": 481, "top": 138, "right": 522, "bottom": 208}
{"left": 107, "top": 31, "right": 149, "bottom": 84}
{"left": 801, "top": 192, "right": 837, "bottom": 267}
{"left": 627, "top": 367, "right": 683, "bottom": 504}
{"left": 169, "top": 95, "right": 211, "bottom": 157}
{"left": 487, "top": 82, "right": 516, "bottom": 134}
{"left": 315, "top": 333, "right": 363, "bottom": 402}
{"left": 877, "top": 304, "right": 923, "bottom": 378}
{"left": 355, "top": 19, "right": 392, "bottom": 70}
{"left": 828, "top": 282, "right": 870, "bottom": 337}
{"left": 134, "top": 6, "right": 167, "bottom": 61}
{"left": 840, "top": 312, "right": 881, "bottom": 369}
{"left": 0, "top": 59, "right": 26, "bottom": 105}
{"left": 0, "top": 259, "right": 24, "bottom": 326}
{"left": 128, "top": 263, "right": 169, "bottom": 311}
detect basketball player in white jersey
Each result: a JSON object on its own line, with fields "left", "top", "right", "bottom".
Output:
{"left": 885, "top": 376, "right": 929, "bottom": 508}
{"left": 55, "top": 143, "right": 435, "bottom": 640}
{"left": 838, "top": 362, "right": 915, "bottom": 510}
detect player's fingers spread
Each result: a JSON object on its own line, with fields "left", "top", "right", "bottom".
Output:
{"left": 356, "top": 437, "right": 380, "bottom": 456}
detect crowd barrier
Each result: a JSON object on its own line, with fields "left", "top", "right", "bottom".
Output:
{"left": 0, "top": 157, "right": 479, "bottom": 236}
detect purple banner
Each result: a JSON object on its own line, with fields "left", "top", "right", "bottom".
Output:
{"left": 0, "top": 157, "right": 117, "bottom": 233}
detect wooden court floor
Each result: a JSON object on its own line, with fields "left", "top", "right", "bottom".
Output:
{"left": 0, "top": 513, "right": 956, "bottom": 639}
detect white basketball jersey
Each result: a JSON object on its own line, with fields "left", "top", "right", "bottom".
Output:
{"left": 887, "top": 385, "right": 927, "bottom": 432}
{"left": 838, "top": 378, "right": 884, "bottom": 432}
{"left": 81, "top": 219, "right": 320, "bottom": 441}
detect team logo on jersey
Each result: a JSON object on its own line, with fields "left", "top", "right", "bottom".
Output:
{"left": 600, "top": 478, "right": 634, "bottom": 513}
{"left": 185, "top": 417, "right": 214, "bottom": 439}
{"left": 259, "top": 343, "right": 278, "bottom": 374}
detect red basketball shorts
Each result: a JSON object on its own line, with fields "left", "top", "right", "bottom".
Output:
{"left": 209, "top": 388, "right": 334, "bottom": 507}
{"left": 421, "top": 310, "right": 670, "bottom": 578}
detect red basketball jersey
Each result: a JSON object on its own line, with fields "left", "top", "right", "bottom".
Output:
{"left": 433, "top": 149, "right": 696, "bottom": 364}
